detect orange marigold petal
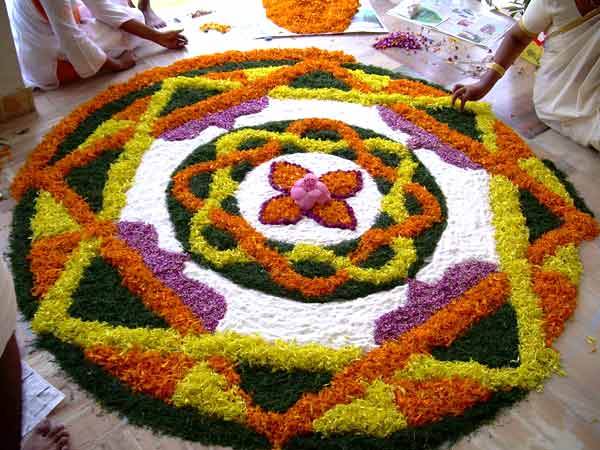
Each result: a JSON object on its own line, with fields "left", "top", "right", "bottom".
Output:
{"left": 28, "top": 231, "right": 81, "bottom": 298}
{"left": 393, "top": 377, "right": 492, "bottom": 426}
{"left": 532, "top": 270, "right": 578, "bottom": 346}
{"left": 85, "top": 345, "right": 196, "bottom": 401}
{"left": 270, "top": 161, "right": 309, "bottom": 192}
{"left": 309, "top": 200, "right": 356, "bottom": 229}
{"left": 260, "top": 195, "right": 303, "bottom": 225}
{"left": 319, "top": 170, "right": 362, "bottom": 199}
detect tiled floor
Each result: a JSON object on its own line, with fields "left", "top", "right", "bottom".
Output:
{"left": 1, "top": 1, "right": 599, "bottom": 449}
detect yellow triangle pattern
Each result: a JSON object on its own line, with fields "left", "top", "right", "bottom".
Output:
{"left": 31, "top": 191, "right": 81, "bottom": 241}
{"left": 313, "top": 379, "right": 407, "bottom": 438}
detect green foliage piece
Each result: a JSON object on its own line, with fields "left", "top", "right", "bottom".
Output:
{"left": 359, "top": 246, "right": 395, "bottom": 269}
{"left": 166, "top": 190, "right": 193, "bottom": 252}
{"left": 266, "top": 239, "right": 295, "bottom": 253}
{"left": 68, "top": 256, "right": 168, "bottom": 328}
{"left": 340, "top": 63, "right": 449, "bottom": 92}
{"left": 202, "top": 225, "right": 237, "bottom": 250}
{"left": 407, "top": 164, "right": 448, "bottom": 278}
{"left": 404, "top": 193, "right": 422, "bottom": 216}
{"left": 238, "top": 364, "right": 332, "bottom": 413}
{"left": 373, "top": 213, "right": 395, "bottom": 229}
{"left": 290, "top": 71, "right": 351, "bottom": 91}
{"left": 431, "top": 303, "right": 520, "bottom": 368}
{"left": 230, "top": 161, "right": 254, "bottom": 182}
{"left": 371, "top": 149, "right": 400, "bottom": 168}
{"left": 221, "top": 196, "right": 241, "bottom": 215}
{"left": 375, "top": 177, "right": 393, "bottom": 194}
{"left": 292, "top": 260, "right": 337, "bottom": 278}
{"left": 332, "top": 148, "right": 357, "bottom": 160}
{"left": 303, "top": 129, "right": 342, "bottom": 141}
{"left": 160, "top": 87, "right": 221, "bottom": 117}
{"left": 181, "top": 59, "right": 298, "bottom": 78}
{"left": 182, "top": 142, "right": 217, "bottom": 166}
{"left": 238, "top": 137, "right": 269, "bottom": 150}
{"left": 189, "top": 172, "right": 213, "bottom": 199}
{"left": 326, "top": 239, "right": 360, "bottom": 256}
{"left": 66, "top": 148, "right": 122, "bottom": 212}
{"left": 8, "top": 190, "right": 39, "bottom": 320}
{"left": 425, "top": 107, "right": 482, "bottom": 141}
{"left": 519, "top": 189, "right": 563, "bottom": 243}
{"left": 542, "top": 159, "right": 595, "bottom": 217}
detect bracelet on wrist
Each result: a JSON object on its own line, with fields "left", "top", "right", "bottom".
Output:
{"left": 486, "top": 62, "right": 506, "bottom": 78}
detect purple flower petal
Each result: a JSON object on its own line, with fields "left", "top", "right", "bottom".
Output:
{"left": 161, "top": 97, "right": 269, "bottom": 141}
{"left": 378, "top": 106, "right": 481, "bottom": 170}
{"left": 117, "top": 221, "right": 226, "bottom": 331}
{"left": 374, "top": 260, "right": 497, "bottom": 344}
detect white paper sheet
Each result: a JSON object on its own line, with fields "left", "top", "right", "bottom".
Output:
{"left": 21, "top": 361, "right": 65, "bottom": 437}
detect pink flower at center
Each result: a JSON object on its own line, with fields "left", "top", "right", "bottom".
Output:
{"left": 259, "top": 160, "right": 363, "bottom": 230}
{"left": 290, "top": 173, "right": 331, "bottom": 210}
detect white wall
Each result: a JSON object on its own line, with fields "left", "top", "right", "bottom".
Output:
{"left": 0, "top": 0, "right": 25, "bottom": 96}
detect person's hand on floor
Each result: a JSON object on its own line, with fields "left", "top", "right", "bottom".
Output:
{"left": 451, "top": 80, "right": 493, "bottom": 111}
{"left": 155, "top": 29, "right": 188, "bottom": 49}
{"left": 102, "top": 50, "right": 136, "bottom": 73}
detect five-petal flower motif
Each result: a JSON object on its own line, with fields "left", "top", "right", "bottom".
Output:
{"left": 259, "top": 161, "right": 363, "bottom": 229}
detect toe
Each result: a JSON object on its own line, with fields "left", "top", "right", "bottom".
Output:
{"left": 35, "top": 419, "right": 52, "bottom": 436}
{"left": 48, "top": 423, "right": 65, "bottom": 437}
{"left": 54, "top": 430, "right": 69, "bottom": 441}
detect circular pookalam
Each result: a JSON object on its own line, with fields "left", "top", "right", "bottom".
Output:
{"left": 9, "top": 49, "right": 599, "bottom": 450}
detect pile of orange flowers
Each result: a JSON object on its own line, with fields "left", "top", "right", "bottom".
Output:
{"left": 262, "top": 0, "right": 360, "bottom": 34}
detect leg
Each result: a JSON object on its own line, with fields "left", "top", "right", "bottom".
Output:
{"left": 0, "top": 333, "right": 71, "bottom": 450}
{"left": 0, "top": 334, "right": 23, "bottom": 450}
{"left": 137, "top": 0, "right": 166, "bottom": 28}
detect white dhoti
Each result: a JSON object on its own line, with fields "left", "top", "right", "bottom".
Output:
{"left": 10, "top": 0, "right": 145, "bottom": 90}
{"left": 522, "top": 0, "right": 600, "bottom": 150}
{"left": 534, "top": 15, "right": 600, "bottom": 150}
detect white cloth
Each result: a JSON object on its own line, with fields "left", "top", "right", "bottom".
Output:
{"left": 0, "top": 259, "right": 17, "bottom": 355}
{"left": 522, "top": 0, "right": 600, "bottom": 150}
{"left": 10, "top": 0, "right": 144, "bottom": 90}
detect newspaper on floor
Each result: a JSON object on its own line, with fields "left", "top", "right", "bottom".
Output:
{"left": 387, "top": 0, "right": 513, "bottom": 48}
{"left": 21, "top": 360, "right": 65, "bottom": 437}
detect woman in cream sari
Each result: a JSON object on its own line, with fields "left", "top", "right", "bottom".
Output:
{"left": 452, "top": 0, "right": 600, "bottom": 150}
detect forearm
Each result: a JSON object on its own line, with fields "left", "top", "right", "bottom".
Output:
{"left": 120, "top": 18, "right": 160, "bottom": 42}
{"left": 483, "top": 24, "right": 533, "bottom": 88}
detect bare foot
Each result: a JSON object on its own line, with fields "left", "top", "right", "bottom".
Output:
{"left": 23, "top": 419, "right": 70, "bottom": 450}
{"left": 142, "top": 7, "right": 167, "bottom": 29}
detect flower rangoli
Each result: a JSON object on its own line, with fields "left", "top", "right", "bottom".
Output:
{"left": 9, "top": 49, "right": 598, "bottom": 450}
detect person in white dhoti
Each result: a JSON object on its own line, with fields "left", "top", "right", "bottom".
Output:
{"left": 452, "top": 0, "right": 600, "bottom": 150}
{"left": 10, "top": 0, "right": 188, "bottom": 90}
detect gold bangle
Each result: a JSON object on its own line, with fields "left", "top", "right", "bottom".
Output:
{"left": 486, "top": 62, "right": 506, "bottom": 77}
{"left": 518, "top": 18, "right": 539, "bottom": 38}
